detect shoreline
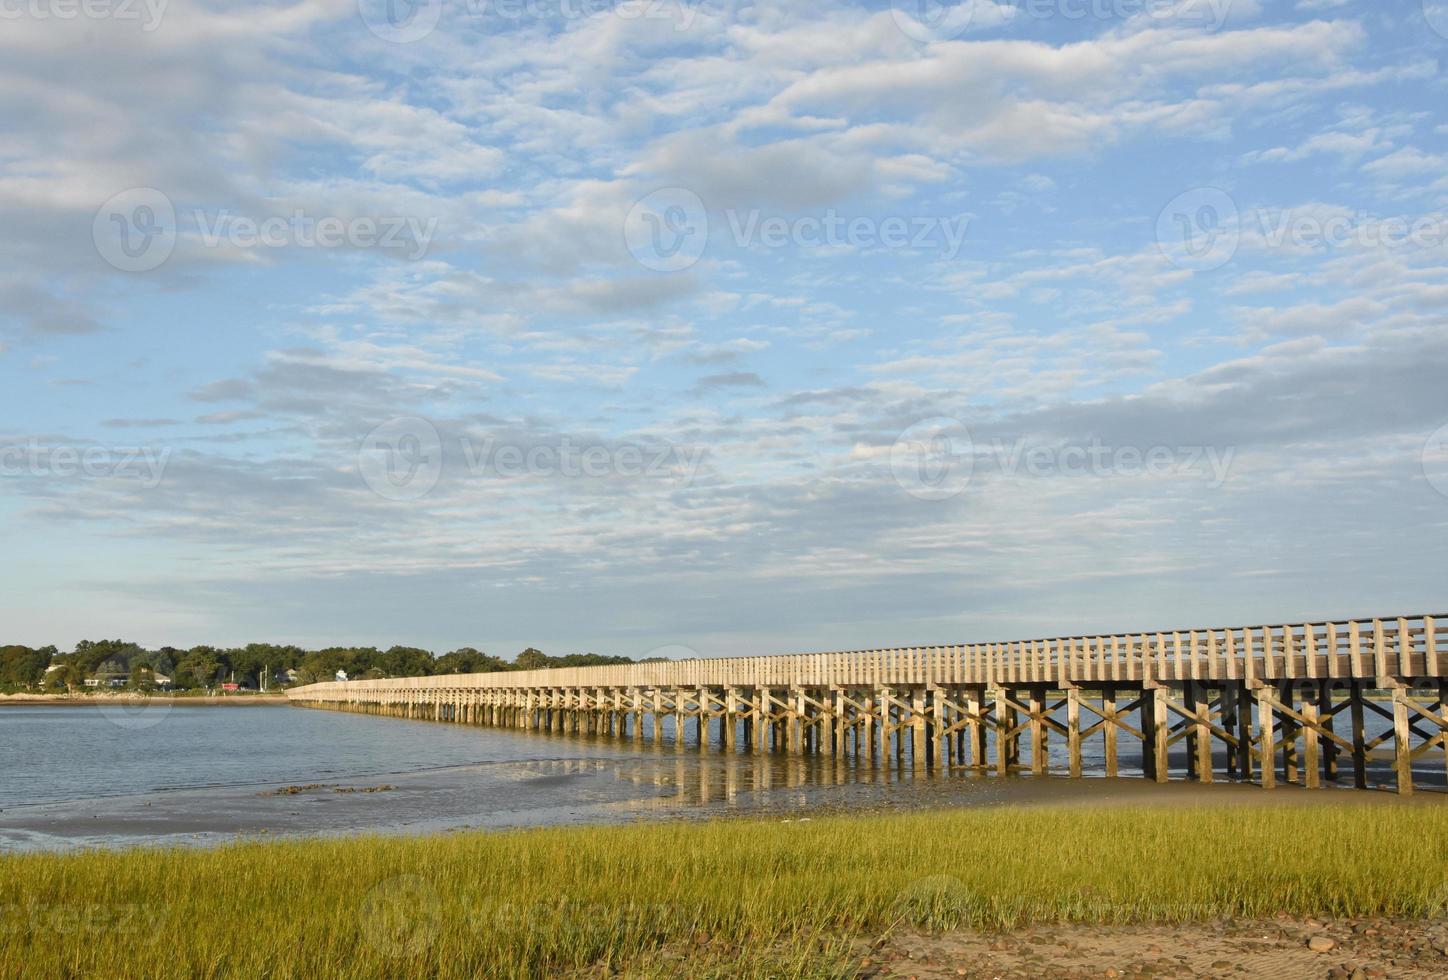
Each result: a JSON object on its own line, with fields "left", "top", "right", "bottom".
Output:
{"left": 4, "top": 756, "right": 1439, "bottom": 854}
{"left": 2, "top": 803, "right": 1445, "bottom": 978}
{"left": 0, "top": 694, "right": 290, "bottom": 706}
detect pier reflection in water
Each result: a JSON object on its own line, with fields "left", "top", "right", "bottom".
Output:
{"left": 490, "top": 742, "right": 1009, "bottom": 820}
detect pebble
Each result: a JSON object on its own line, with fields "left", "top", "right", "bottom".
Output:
{"left": 1308, "top": 936, "right": 1337, "bottom": 953}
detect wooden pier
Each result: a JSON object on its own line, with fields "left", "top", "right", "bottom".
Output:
{"left": 288, "top": 614, "right": 1448, "bottom": 794}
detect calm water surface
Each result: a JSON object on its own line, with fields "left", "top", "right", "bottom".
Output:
{"left": 0, "top": 705, "right": 652, "bottom": 807}
{"left": 0, "top": 702, "right": 1429, "bottom": 851}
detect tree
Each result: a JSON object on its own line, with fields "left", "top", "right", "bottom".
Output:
{"left": 0, "top": 638, "right": 647, "bottom": 689}
{"left": 381, "top": 646, "right": 434, "bottom": 678}
{"left": 552, "top": 652, "right": 638, "bottom": 668}
{"left": 70, "top": 639, "right": 144, "bottom": 680}
{"left": 177, "top": 648, "right": 223, "bottom": 691}
{"left": 435, "top": 648, "right": 508, "bottom": 675}
{"left": 302, "top": 647, "right": 380, "bottom": 683}
{"left": 513, "top": 648, "right": 550, "bottom": 671}
{"left": 0, "top": 645, "right": 51, "bottom": 690}
{"left": 43, "top": 664, "right": 72, "bottom": 691}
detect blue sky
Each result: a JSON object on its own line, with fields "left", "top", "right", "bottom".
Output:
{"left": 3, "top": 0, "right": 1447, "bottom": 658}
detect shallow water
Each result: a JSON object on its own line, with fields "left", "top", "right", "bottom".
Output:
{"left": 0, "top": 704, "right": 657, "bottom": 807}
{"left": 0, "top": 703, "right": 1434, "bottom": 851}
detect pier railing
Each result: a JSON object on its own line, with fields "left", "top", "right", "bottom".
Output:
{"left": 289, "top": 614, "right": 1443, "bottom": 698}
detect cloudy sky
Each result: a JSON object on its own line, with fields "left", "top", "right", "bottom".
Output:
{"left": 2, "top": 0, "right": 1446, "bottom": 659}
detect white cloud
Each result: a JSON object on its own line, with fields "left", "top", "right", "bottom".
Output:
{"left": 5, "top": 0, "right": 1447, "bottom": 652}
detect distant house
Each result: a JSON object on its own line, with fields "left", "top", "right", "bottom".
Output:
{"left": 151, "top": 673, "right": 173, "bottom": 690}
{"left": 275, "top": 668, "right": 299, "bottom": 685}
{"left": 95, "top": 659, "right": 129, "bottom": 688}
{"left": 221, "top": 682, "right": 240, "bottom": 692}
{"left": 44, "top": 663, "right": 65, "bottom": 675}
{"left": 334, "top": 670, "right": 349, "bottom": 682}
{"left": 83, "top": 675, "right": 124, "bottom": 688}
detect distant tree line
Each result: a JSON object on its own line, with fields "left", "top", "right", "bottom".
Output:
{"left": 0, "top": 640, "right": 649, "bottom": 693}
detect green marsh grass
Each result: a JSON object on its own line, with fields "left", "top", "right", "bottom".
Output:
{"left": 2, "top": 803, "right": 1446, "bottom": 978}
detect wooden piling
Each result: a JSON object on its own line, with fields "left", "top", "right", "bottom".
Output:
{"left": 1066, "top": 687, "right": 1082, "bottom": 778}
